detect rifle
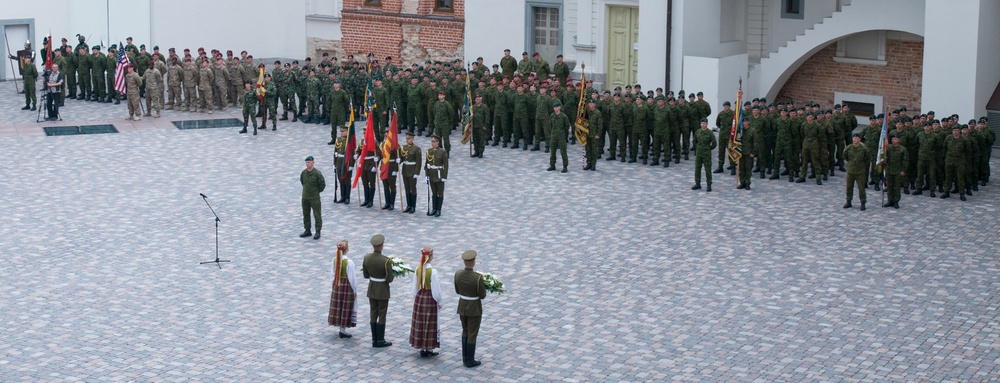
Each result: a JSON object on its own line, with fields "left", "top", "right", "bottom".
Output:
{"left": 3, "top": 30, "right": 20, "bottom": 93}
{"left": 333, "top": 154, "right": 340, "bottom": 203}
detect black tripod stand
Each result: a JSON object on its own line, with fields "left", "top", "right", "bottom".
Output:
{"left": 199, "top": 193, "right": 230, "bottom": 269}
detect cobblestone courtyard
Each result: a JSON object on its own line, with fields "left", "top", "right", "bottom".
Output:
{"left": 1, "top": 82, "right": 999, "bottom": 382}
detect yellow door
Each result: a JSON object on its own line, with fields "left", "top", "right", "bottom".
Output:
{"left": 606, "top": 6, "right": 639, "bottom": 89}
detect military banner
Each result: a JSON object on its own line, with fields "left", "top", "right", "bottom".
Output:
{"left": 573, "top": 64, "right": 589, "bottom": 146}
{"left": 380, "top": 111, "right": 399, "bottom": 180}
{"left": 726, "top": 80, "right": 744, "bottom": 164}
{"left": 460, "top": 66, "right": 473, "bottom": 145}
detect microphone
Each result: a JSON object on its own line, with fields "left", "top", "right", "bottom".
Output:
{"left": 200, "top": 193, "right": 207, "bottom": 198}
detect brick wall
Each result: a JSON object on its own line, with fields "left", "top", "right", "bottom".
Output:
{"left": 776, "top": 39, "right": 924, "bottom": 114}
{"left": 316, "top": 0, "right": 464, "bottom": 65}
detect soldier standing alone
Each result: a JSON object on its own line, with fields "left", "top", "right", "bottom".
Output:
{"left": 362, "top": 234, "right": 395, "bottom": 348}
{"left": 547, "top": 102, "right": 571, "bottom": 173}
{"left": 299, "top": 156, "right": 325, "bottom": 239}
{"left": 455, "top": 250, "right": 487, "bottom": 368}
{"left": 692, "top": 118, "right": 717, "bottom": 191}
{"left": 843, "top": 133, "right": 872, "bottom": 210}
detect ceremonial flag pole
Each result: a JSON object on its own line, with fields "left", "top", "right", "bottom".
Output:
{"left": 727, "top": 78, "right": 744, "bottom": 187}
{"left": 875, "top": 103, "right": 889, "bottom": 205}
{"left": 459, "top": 63, "right": 473, "bottom": 156}
{"left": 573, "top": 63, "right": 589, "bottom": 169}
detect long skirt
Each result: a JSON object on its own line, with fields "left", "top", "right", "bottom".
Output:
{"left": 327, "top": 280, "right": 356, "bottom": 327}
{"left": 408, "top": 289, "right": 439, "bottom": 350}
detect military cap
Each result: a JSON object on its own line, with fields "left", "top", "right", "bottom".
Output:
{"left": 697, "top": 91, "right": 704, "bottom": 96}
{"left": 461, "top": 250, "right": 477, "bottom": 261}
{"left": 688, "top": 93, "right": 696, "bottom": 98}
{"left": 424, "top": 60, "right": 432, "bottom": 64}
{"left": 110, "top": 44, "right": 117, "bottom": 49}
{"left": 588, "top": 98, "right": 597, "bottom": 103}
{"left": 969, "top": 119, "right": 978, "bottom": 125}
{"left": 532, "top": 52, "right": 539, "bottom": 57}
{"left": 614, "top": 86, "right": 622, "bottom": 91}
{"left": 926, "top": 110, "right": 935, "bottom": 115}
{"left": 759, "top": 98, "right": 767, "bottom": 103}
{"left": 834, "top": 104, "right": 842, "bottom": 109}
{"left": 899, "top": 106, "right": 908, "bottom": 111}
{"left": 304, "top": 156, "right": 314, "bottom": 161}
{"left": 127, "top": 36, "right": 133, "bottom": 40}
{"left": 522, "top": 51, "right": 528, "bottom": 55}
{"left": 92, "top": 45, "right": 101, "bottom": 50}
{"left": 743, "top": 101, "right": 751, "bottom": 106}
{"left": 552, "top": 101, "right": 562, "bottom": 107}
{"left": 603, "top": 90, "right": 611, "bottom": 95}
{"left": 751, "top": 106, "right": 760, "bottom": 111}
{"left": 405, "top": 131, "right": 415, "bottom": 137}
{"left": 723, "top": 101, "right": 731, "bottom": 106}
{"left": 624, "top": 84, "right": 632, "bottom": 89}
{"left": 168, "top": 47, "right": 175, "bottom": 52}
{"left": 752, "top": 98, "right": 760, "bottom": 103}
{"left": 340, "top": 125, "right": 349, "bottom": 131}
{"left": 979, "top": 117, "right": 988, "bottom": 122}
{"left": 952, "top": 125, "right": 961, "bottom": 130}
{"left": 655, "top": 95, "right": 665, "bottom": 101}
{"left": 370, "top": 234, "right": 385, "bottom": 246}
{"left": 153, "top": 46, "right": 159, "bottom": 50}
{"left": 431, "top": 134, "right": 440, "bottom": 141}
{"left": 869, "top": 115, "right": 877, "bottom": 119}
{"left": 61, "top": 37, "right": 67, "bottom": 42}
{"left": 504, "top": 48, "right": 511, "bottom": 52}
{"left": 852, "top": 132, "right": 861, "bottom": 138}
{"left": 700, "top": 118, "right": 708, "bottom": 123}
{"left": 556, "top": 54, "right": 563, "bottom": 58}
{"left": 139, "top": 44, "right": 146, "bottom": 49}
{"left": 438, "top": 90, "right": 446, "bottom": 95}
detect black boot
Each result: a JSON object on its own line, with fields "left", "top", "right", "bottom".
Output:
{"left": 651, "top": 160, "right": 660, "bottom": 166}
{"left": 547, "top": 165, "right": 556, "bottom": 171}
{"left": 713, "top": 165, "right": 723, "bottom": 174}
{"left": 780, "top": 169, "right": 789, "bottom": 176}
{"left": 272, "top": 121, "right": 277, "bottom": 131}
{"left": 291, "top": 112, "right": 298, "bottom": 123}
{"left": 730, "top": 169, "right": 735, "bottom": 175}
{"left": 374, "top": 324, "right": 392, "bottom": 348}
{"left": 902, "top": 185, "right": 909, "bottom": 194}
{"left": 434, "top": 196, "right": 442, "bottom": 217}
{"left": 465, "top": 342, "right": 481, "bottom": 368}
{"left": 706, "top": 184, "right": 712, "bottom": 192}
{"left": 461, "top": 336, "right": 469, "bottom": 365}
{"left": 769, "top": 173, "right": 780, "bottom": 180}
{"left": 313, "top": 229, "right": 320, "bottom": 240}
{"left": 860, "top": 202, "right": 866, "bottom": 211}
{"left": 960, "top": 194, "right": 967, "bottom": 201}
{"left": 940, "top": 192, "right": 950, "bottom": 199}
{"left": 795, "top": 178, "right": 805, "bottom": 183}
{"left": 299, "top": 230, "right": 312, "bottom": 238}
{"left": 279, "top": 111, "right": 289, "bottom": 121}
{"left": 387, "top": 190, "right": 396, "bottom": 211}
{"left": 114, "top": 98, "right": 120, "bottom": 105}
{"left": 929, "top": 190, "right": 936, "bottom": 198}
{"left": 843, "top": 201, "right": 852, "bottom": 209}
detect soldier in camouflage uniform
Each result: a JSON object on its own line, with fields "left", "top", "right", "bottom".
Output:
{"left": 606, "top": 94, "right": 627, "bottom": 162}
{"left": 125, "top": 65, "right": 143, "bottom": 120}
{"left": 166, "top": 56, "right": 182, "bottom": 109}
{"left": 304, "top": 70, "right": 321, "bottom": 124}
{"left": 182, "top": 57, "right": 199, "bottom": 112}
{"left": 881, "top": 135, "right": 908, "bottom": 208}
{"left": 326, "top": 81, "right": 350, "bottom": 143}
{"left": 975, "top": 117, "right": 994, "bottom": 185}
{"left": 773, "top": 109, "right": 797, "bottom": 181}
{"left": 472, "top": 93, "right": 490, "bottom": 158}
{"left": 406, "top": 77, "right": 423, "bottom": 134}
{"left": 796, "top": 113, "right": 824, "bottom": 185}
{"left": 692, "top": 118, "right": 717, "bottom": 191}
{"left": 738, "top": 118, "right": 756, "bottom": 190}
{"left": 547, "top": 102, "right": 571, "bottom": 173}
{"left": 843, "top": 133, "right": 872, "bottom": 210}
{"left": 913, "top": 123, "right": 938, "bottom": 197}
{"left": 142, "top": 61, "right": 163, "bottom": 117}
{"left": 264, "top": 73, "right": 277, "bottom": 131}
{"left": 76, "top": 47, "right": 92, "bottom": 101}
{"left": 63, "top": 46, "right": 77, "bottom": 100}
{"left": 862, "top": 115, "right": 882, "bottom": 190}
{"left": 433, "top": 90, "right": 454, "bottom": 155}
{"left": 239, "top": 81, "right": 259, "bottom": 135}
{"left": 630, "top": 96, "right": 650, "bottom": 163}
{"left": 527, "top": 84, "right": 547, "bottom": 151}
{"left": 90, "top": 46, "right": 107, "bottom": 102}
{"left": 491, "top": 82, "right": 509, "bottom": 146}
{"left": 584, "top": 98, "right": 604, "bottom": 171}
{"left": 212, "top": 58, "right": 229, "bottom": 111}
{"left": 713, "top": 101, "right": 734, "bottom": 173}
{"left": 228, "top": 57, "right": 244, "bottom": 107}
{"left": 198, "top": 59, "right": 215, "bottom": 113}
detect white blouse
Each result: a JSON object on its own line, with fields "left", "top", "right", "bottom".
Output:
{"left": 411, "top": 263, "right": 443, "bottom": 305}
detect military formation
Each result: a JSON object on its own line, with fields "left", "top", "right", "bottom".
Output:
{"left": 325, "top": 234, "right": 489, "bottom": 368}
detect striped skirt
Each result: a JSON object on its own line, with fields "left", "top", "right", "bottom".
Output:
{"left": 327, "top": 280, "right": 356, "bottom": 327}
{"left": 408, "top": 289, "right": 439, "bottom": 350}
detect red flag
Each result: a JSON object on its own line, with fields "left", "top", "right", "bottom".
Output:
{"left": 340, "top": 103, "right": 356, "bottom": 181}
{"left": 44, "top": 35, "right": 53, "bottom": 71}
{"left": 379, "top": 111, "right": 399, "bottom": 180}
{"left": 352, "top": 117, "right": 377, "bottom": 189}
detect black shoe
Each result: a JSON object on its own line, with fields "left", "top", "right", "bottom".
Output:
{"left": 929, "top": 191, "right": 936, "bottom": 198}
{"left": 627, "top": 158, "right": 636, "bottom": 163}
{"left": 606, "top": 155, "right": 615, "bottom": 161}
{"left": 981, "top": 180, "right": 988, "bottom": 187}
{"left": 502, "top": 142, "right": 508, "bottom": 148}
{"left": 940, "top": 192, "right": 950, "bottom": 199}
{"left": 903, "top": 186, "right": 909, "bottom": 195}
{"left": 913, "top": 189, "right": 922, "bottom": 196}
{"left": 299, "top": 230, "right": 312, "bottom": 238}
{"left": 780, "top": 169, "right": 789, "bottom": 176}
{"left": 328, "top": 140, "right": 336, "bottom": 145}
{"left": 972, "top": 184, "right": 979, "bottom": 191}
{"left": 114, "top": 98, "right": 120, "bottom": 105}
{"left": 893, "top": 202, "right": 899, "bottom": 209}
{"left": 21, "top": 105, "right": 30, "bottom": 110}
{"left": 823, "top": 174, "right": 828, "bottom": 181}
{"left": 511, "top": 143, "right": 519, "bottom": 149}
{"left": 843, "top": 202, "right": 852, "bottom": 209}
{"left": 839, "top": 165, "right": 846, "bottom": 172}
{"left": 291, "top": 114, "right": 298, "bottom": 123}
{"left": 642, "top": 158, "right": 648, "bottom": 165}
{"left": 767, "top": 169, "right": 773, "bottom": 175}
{"left": 530, "top": 144, "right": 539, "bottom": 151}
{"left": 561, "top": 167, "right": 567, "bottom": 173}
{"left": 730, "top": 169, "right": 735, "bottom": 175}
{"left": 691, "top": 184, "right": 701, "bottom": 190}
{"left": 279, "top": 115, "right": 289, "bottom": 121}
{"left": 675, "top": 158, "right": 680, "bottom": 164}
{"left": 313, "top": 230, "right": 321, "bottom": 239}
{"left": 883, "top": 202, "right": 892, "bottom": 208}
{"left": 419, "top": 350, "right": 439, "bottom": 357}
{"left": 860, "top": 203, "right": 866, "bottom": 211}
{"left": 817, "top": 179, "right": 822, "bottom": 185}
{"left": 737, "top": 183, "right": 745, "bottom": 190}
{"left": 583, "top": 164, "right": 592, "bottom": 171}
{"left": 239, "top": 128, "right": 247, "bottom": 134}
{"left": 547, "top": 165, "right": 556, "bottom": 171}
{"left": 960, "top": 194, "right": 967, "bottom": 201}
{"left": 684, "top": 154, "right": 689, "bottom": 161}
{"left": 759, "top": 172, "right": 765, "bottom": 179}
{"left": 706, "top": 185, "right": 712, "bottom": 192}
{"left": 795, "top": 178, "right": 805, "bottom": 183}
{"left": 545, "top": 147, "right": 550, "bottom": 153}
{"left": 620, "top": 157, "right": 625, "bottom": 163}
{"left": 788, "top": 176, "right": 794, "bottom": 182}
{"left": 951, "top": 187, "right": 959, "bottom": 193}
{"left": 744, "top": 184, "right": 751, "bottom": 190}
{"left": 769, "top": 174, "right": 780, "bottom": 180}
{"left": 338, "top": 331, "right": 352, "bottom": 339}
{"left": 829, "top": 169, "right": 835, "bottom": 176}
{"left": 465, "top": 343, "right": 481, "bottom": 368}
{"left": 808, "top": 173, "right": 816, "bottom": 179}
{"left": 922, "top": 184, "right": 930, "bottom": 190}
{"left": 713, "top": 167, "right": 723, "bottom": 174}
{"left": 491, "top": 140, "right": 499, "bottom": 147}
{"left": 874, "top": 184, "right": 881, "bottom": 191}
{"left": 590, "top": 166, "right": 596, "bottom": 171}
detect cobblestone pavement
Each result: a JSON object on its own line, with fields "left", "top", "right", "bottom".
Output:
{"left": 1, "top": 80, "right": 999, "bottom": 382}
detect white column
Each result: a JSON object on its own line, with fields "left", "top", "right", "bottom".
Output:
{"left": 636, "top": 0, "right": 667, "bottom": 90}
{"left": 921, "top": 0, "right": 980, "bottom": 119}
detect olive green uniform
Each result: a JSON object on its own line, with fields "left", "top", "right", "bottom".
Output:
{"left": 883, "top": 144, "right": 908, "bottom": 205}
{"left": 300, "top": 167, "right": 326, "bottom": 232}
{"left": 694, "top": 127, "right": 718, "bottom": 186}
{"left": 549, "top": 110, "right": 571, "bottom": 169}
{"left": 844, "top": 143, "right": 872, "bottom": 204}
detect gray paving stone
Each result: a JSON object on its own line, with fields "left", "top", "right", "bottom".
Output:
{"left": 0, "top": 80, "right": 999, "bottom": 382}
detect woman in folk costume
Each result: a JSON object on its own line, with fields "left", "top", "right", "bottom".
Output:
{"left": 328, "top": 239, "right": 358, "bottom": 338}
{"left": 409, "top": 247, "right": 443, "bottom": 357}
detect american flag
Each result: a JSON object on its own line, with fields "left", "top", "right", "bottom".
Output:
{"left": 114, "top": 42, "right": 130, "bottom": 94}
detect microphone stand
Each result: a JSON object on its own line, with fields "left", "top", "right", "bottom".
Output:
{"left": 199, "top": 194, "right": 230, "bottom": 269}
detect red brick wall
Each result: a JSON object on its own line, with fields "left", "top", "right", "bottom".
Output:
{"left": 776, "top": 40, "right": 923, "bottom": 114}
{"left": 339, "top": 0, "right": 464, "bottom": 63}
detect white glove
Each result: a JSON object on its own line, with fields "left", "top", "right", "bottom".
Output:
{"left": 414, "top": 175, "right": 419, "bottom": 179}
{"left": 391, "top": 171, "right": 397, "bottom": 176}
{"left": 442, "top": 179, "right": 447, "bottom": 183}
{"left": 425, "top": 176, "right": 429, "bottom": 182}
{"left": 370, "top": 167, "right": 376, "bottom": 172}
{"left": 395, "top": 158, "right": 401, "bottom": 164}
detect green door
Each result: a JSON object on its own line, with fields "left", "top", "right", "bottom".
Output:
{"left": 606, "top": 6, "right": 638, "bottom": 89}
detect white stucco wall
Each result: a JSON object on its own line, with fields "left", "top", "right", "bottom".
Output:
{"left": 635, "top": 0, "right": 667, "bottom": 91}
{"left": 1, "top": 0, "right": 306, "bottom": 69}
{"left": 974, "top": 0, "right": 1000, "bottom": 119}
{"left": 766, "top": 0, "right": 839, "bottom": 56}
{"left": 921, "top": 0, "right": 980, "bottom": 119}
{"left": 463, "top": 1, "right": 526, "bottom": 72}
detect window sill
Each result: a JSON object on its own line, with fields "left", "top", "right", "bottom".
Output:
{"left": 306, "top": 14, "right": 342, "bottom": 22}
{"left": 833, "top": 56, "right": 886, "bottom": 66}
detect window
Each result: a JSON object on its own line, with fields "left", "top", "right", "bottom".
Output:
{"left": 781, "top": 0, "right": 803, "bottom": 19}
{"left": 834, "top": 31, "right": 887, "bottom": 65}
{"left": 435, "top": 0, "right": 453, "bottom": 12}
{"left": 364, "top": 0, "right": 381, "bottom": 6}
{"left": 842, "top": 101, "right": 875, "bottom": 117}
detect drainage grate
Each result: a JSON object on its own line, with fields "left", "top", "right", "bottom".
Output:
{"left": 44, "top": 124, "right": 119, "bottom": 136}
{"left": 173, "top": 118, "right": 243, "bottom": 130}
